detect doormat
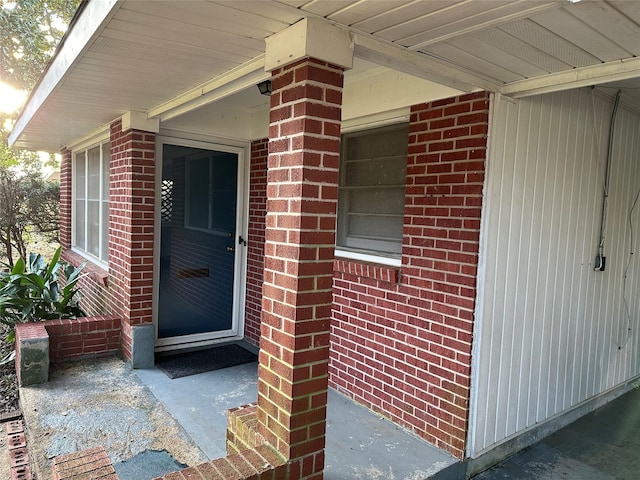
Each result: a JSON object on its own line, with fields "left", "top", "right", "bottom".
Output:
{"left": 155, "top": 344, "right": 258, "bottom": 379}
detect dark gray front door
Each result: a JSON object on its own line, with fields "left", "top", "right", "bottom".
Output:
{"left": 158, "top": 143, "right": 239, "bottom": 341}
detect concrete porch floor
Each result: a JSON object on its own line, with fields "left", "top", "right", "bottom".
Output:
{"left": 19, "top": 355, "right": 458, "bottom": 480}
{"left": 472, "top": 385, "right": 640, "bottom": 479}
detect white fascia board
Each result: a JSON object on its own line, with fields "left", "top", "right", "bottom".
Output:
{"left": 501, "top": 56, "right": 640, "bottom": 98}
{"left": 147, "top": 56, "right": 269, "bottom": 122}
{"left": 349, "top": 31, "right": 501, "bottom": 94}
{"left": 8, "top": 0, "right": 120, "bottom": 148}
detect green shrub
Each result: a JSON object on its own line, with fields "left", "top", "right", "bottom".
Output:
{"left": 0, "top": 246, "right": 85, "bottom": 340}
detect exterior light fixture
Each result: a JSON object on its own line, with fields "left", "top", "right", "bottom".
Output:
{"left": 257, "top": 80, "right": 272, "bottom": 96}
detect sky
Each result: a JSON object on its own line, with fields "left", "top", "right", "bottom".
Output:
{"left": 0, "top": 81, "right": 27, "bottom": 115}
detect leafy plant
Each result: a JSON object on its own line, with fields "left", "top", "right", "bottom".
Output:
{"left": 0, "top": 246, "right": 85, "bottom": 339}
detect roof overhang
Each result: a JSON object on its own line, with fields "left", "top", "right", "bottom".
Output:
{"left": 9, "top": 0, "right": 640, "bottom": 152}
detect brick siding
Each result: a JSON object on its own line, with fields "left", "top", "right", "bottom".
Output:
{"left": 59, "top": 121, "right": 156, "bottom": 362}
{"left": 59, "top": 148, "right": 72, "bottom": 249}
{"left": 329, "top": 92, "right": 489, "bottom": 458}
{"left": 108, "top": 120, "right": 156, "bottom": 361}
{"left": 244, "top": 139, "right": 268, "bottom": 347}
{"left": 45, "top": 316, "right": 121, "bottom": 362}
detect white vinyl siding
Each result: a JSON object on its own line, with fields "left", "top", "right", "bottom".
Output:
{"left": 337, "top": 124, "right": 408, "bottom": 258}
{"left": 470, "top": 89, "right": 640, "bottom": 457}
{"left": 73, "top": 142, "right": 110, "bottom": 263}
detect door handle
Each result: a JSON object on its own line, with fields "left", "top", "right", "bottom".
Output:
{"left": 226, "top": 246, "right": 235, "bottom": 253}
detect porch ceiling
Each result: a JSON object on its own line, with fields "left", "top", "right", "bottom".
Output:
{"left": 9, "top": 0, "right": 640, "bottom": 152}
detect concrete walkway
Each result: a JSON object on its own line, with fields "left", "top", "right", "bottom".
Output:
{"left": 20, "top": 356, "right": 457, "bottom": 480}
{"left": 472, "top": 386, "right": 640, "bottom": 479}
{"left": 134, "top": 359, "right": 458, "bottom": 479}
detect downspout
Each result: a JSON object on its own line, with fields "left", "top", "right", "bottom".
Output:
{"left": 594, "top": 90, "right": 621, "bottom": 271}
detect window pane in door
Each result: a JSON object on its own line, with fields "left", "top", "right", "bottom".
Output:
{"left": 186, "top": 157, "right": 210, "bottom": 230}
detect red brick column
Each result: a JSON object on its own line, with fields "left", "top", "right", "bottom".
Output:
{"left": 257, "top": 58, "right": 343, "bottom": 478}
{"left": 109, "top": 119, "right": 156, "bottom": 364}
{"left": 59, "top": 148, "right": 72, "bottom": 249}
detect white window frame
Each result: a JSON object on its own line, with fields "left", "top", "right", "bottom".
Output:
{"left": 336, "top": 123, "right": 408, "bottom": 265}
{"left": 72, "top": 140, "right": 110, "bottom": 268}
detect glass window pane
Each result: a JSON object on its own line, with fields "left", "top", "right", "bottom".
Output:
{"left": 186, "top": 157, "right": 211, "bottom": 230}
{"left": 337, "top": 124, "right": 408, "bottom": 256}
{"left": 87, "top": 146, "right": 100, "bottom": 201}
{"left": 344, "top": 156, "right": 406, "bottom": 186}
{"left": 75, "top": 152, "right": 85, "bottom": 199}
{"left": 75, "top": 200, "right": 85, "bottom": 250}
{"left": 210, "top": 153, "right": 238, "bottom": 232}
{"left": 342, "top": 187, "right": 406, "bottom": 215}
{"left": 87, "top": 200, "right": 100, "bottom": 257}
{"left": 102, "top": 143, "right": 110, "bottom": 200}
{"left": 347, "top": 125, "right": 408, "bottom": 160}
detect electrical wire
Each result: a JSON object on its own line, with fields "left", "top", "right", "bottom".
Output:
{"left": 620, "top": 185, "right": 640, "bottom": 349}
{"left": 595, "top": 90, "right": 621, "bottom": 270}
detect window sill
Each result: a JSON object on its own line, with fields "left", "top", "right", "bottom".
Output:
{"left": 61, "top": 249, "right": 109, "bottom": 287}
{"left": 334, "top": 256, "right": 401, "bottom": 284}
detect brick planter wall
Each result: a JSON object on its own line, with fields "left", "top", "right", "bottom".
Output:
{"left": 330, "top": 92, "right": 489, "bottom": 458}
{"left": 44, "top": 316, "right": 121, "bottom": 362}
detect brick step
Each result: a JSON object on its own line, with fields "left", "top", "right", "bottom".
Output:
{"left": 52, "top": 446, "right": 118, "bottom": 480}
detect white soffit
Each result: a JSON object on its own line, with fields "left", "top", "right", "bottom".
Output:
{"left": 8, "top": 0, "right": 640, "bottom": 152}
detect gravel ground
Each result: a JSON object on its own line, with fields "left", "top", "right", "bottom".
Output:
{"left": 0, "top": 240, "right": 61, "bottom": 415}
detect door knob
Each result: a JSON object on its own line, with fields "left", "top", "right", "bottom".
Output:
{"left": 226, "top": 246, "right": 235, "bottom": 253}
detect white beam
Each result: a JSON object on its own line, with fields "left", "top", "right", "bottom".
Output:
{"left": 501, "top": 56, "right": 640, "bottom": 98}
{"left": 349, "top": 31, "right": 500, "bottom": 94}
{"left": 122, "top": 111, "right": 159, "bottom": 133}
{"left": 147, "top": 56, "right": 268, "bottom": 122}
{"left": 406, "top": 0, "right": 562, "bottom": 50}
{"left": 265, "top": 17, "right": 354, "bottom": 72}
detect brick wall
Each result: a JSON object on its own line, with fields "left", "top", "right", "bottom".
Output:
{"left": 61, "top": 250, "right": 110, "bottom": 317}
{"left": 244, "top": 138, "right": 268, "bottom": 347}
{"left": 44, "top": 316, "right": 121, "bottom": 362}
{"left": 59, "top": 148, "right": 72, "bottom": 249}
{"left": 60, "top": 121, "right": 156, "bottom": 362}
{"left": 329, "top": 92, "right": 489, "bottom": 458}
{"left": 108, "top": 120, "right": 156, "bottom": 360}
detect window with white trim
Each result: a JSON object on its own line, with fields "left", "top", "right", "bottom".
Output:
{"left": 337, "top": 124, "right": 408, "bottom": 259}
{"left": 73, "top": 142, "right": 110, "bottom": 263}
